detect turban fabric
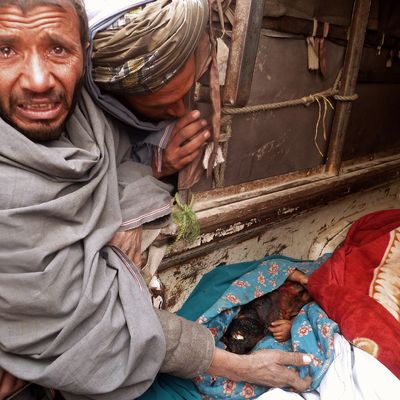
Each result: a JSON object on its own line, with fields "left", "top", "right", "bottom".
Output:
{"left": 91, "top": 0, "right": 208, "bottom": 95}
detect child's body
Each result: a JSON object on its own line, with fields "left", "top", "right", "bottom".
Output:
{"left": 221, "top": 269, "right": 310, "bottom": 354}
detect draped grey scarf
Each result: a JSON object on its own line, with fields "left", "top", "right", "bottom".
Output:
{"left": 0, "top": 90, "right": 172, "bottom": 399}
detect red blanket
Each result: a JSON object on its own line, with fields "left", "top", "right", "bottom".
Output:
{"left": 308, "top": 209, "right": 400, "bottom": 379}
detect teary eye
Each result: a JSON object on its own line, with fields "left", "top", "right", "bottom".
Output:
{"left": 51, "top": 45, "right": 66, "bottom": 56}
{"left": 0, "top": 46, "right": 15, "bottom": 58}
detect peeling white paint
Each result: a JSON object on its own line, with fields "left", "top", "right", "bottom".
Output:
{"left": 278, "top": 206, "right": 300, "bottom": 215}
{"left": 201, "top": 219, "right": 260, "bottom": 244}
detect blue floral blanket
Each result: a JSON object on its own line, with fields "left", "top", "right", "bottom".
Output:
{"left": 194, "top": 255, "right": 338, "bottom": 399}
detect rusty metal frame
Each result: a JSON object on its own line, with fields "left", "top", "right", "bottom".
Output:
{"left": 170, "top": 0, "right": 400, "bottom": 265}
{"left": 198, "top": 0, "right": 375, "bottom": 209}
{"left": 325, "top": 0, "right": 372, "bottom": 175}
{"left": 223, "top": 0, "right": 265, "bottom": 106}
{"left": 161, "top": 154, "right": 400, "bottom": 269}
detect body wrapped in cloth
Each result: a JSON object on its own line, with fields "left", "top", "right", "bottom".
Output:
{"left": 194, "top": 255, "right": 338, "bottom": 399}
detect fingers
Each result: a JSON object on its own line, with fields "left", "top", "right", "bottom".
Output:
{"left": 209, "top": 348, "right": 312, "bottom": 393}
{"left": 171, "top": 122, "right": 209, "bottom": 148}
{"left": 173, "top": 109, "right": 202, "bottom": 132}
{"left": 270, "top": 319, "right": 290, "bottom": 327}
{"left": 269, "top": 325, "right": 291, "bottom": 342}
{"left": 158, "top": 110, "right": 211, "bottom": 177}
{"left": 268, "top": 325, "right": 285, "bottom": 333}
{"left": 287, "top": 269, "right": 309, "bottom": 286}
{"left": 276, "top": 351, "right": 313, "bottom": 367}
{"left": 170, "top": 111, "right": 209, "bottom": 147}
{"left": 285, "top": 369, "right": 312, "bottom": 392}
{"left": 179, "top": 129, "right": 210, "bottom": 155}
{"left": 173, "top": 149, "right": 201, "bottom": 169}
{"left": 239, "top": 350, "right": 312, "bottom": 392}
{"left": 271, "top": 351, "right": 312, "bottom": 392}
{"left": 272, "top": 332, "right": 290, "bottom": 342}
{"left": 269, "top": 320, "right": 292, "bottom": 341}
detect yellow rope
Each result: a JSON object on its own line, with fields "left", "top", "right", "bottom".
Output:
{"left": 312, "top": 95, "right": 334, "bottom": 157}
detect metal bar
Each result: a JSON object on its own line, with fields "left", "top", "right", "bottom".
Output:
{"left": 177, "top": 86, "right": 197, "bottom": 204}
{"left": 212, "top": 117, "right": 233, "bottom": 188}
{"left": 194, "top": 165, "right": 327, "bottom": 211}
{"left": 223, "top": 0, "right": 265, "bottom": 106}
{"left": 263, "top": 16, "right": 349, "bottom": 42}
{"left": 197, "top": 157, "right": 400, "bottom": 233}
{"left": 325, "top": 0, "right": 372, "bottom": 175}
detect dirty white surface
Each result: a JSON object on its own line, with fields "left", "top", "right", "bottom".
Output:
{"left": 161, "top": 182, "right": 400, "bottom": 312}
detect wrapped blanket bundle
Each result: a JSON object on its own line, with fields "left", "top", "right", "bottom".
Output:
{"left": 194, "top": 255, "right": 338, "bottom": 399}
{"left": 309, "top": 209, "right": 400, "bottom": 379}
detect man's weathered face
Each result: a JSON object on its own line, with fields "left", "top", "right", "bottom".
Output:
{"left": 120, "top": 54, "right": 196, "bottom": 121}
{"left": 0, "top": 3, "right": 84, "bottom": 141}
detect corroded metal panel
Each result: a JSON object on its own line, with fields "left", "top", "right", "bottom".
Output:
{"left": 344, "top": 83, "right": 400, "bottom": 160}
{"left": 223, "top": 36, "right": 345, "bottom": 186}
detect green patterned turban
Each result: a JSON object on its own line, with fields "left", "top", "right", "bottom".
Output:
{"left": 91, "top": 0, "right": 209, "bottom": 95}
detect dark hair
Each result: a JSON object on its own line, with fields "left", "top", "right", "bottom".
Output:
{"left": 0, "top": 0, "right": 89, "bottom": 47}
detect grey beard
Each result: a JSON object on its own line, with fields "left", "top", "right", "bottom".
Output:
{"left": 0, "top": 76, "right": 84, "bottom": 142}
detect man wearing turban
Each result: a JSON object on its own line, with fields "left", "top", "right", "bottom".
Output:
{"left": 86, "top": 0, "right": 212, "bottom": 179}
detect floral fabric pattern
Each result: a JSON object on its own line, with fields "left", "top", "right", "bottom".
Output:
{"left": 194, "top": 255, "right": 338, "bottom": 399}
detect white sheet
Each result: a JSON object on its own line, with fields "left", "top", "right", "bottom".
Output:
{"left": 256, "top": 334, "right": 400, "bottom": 400}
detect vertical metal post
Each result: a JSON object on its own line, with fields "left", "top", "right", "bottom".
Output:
{"left": 223, "top": 0, "right": 265, "bottom": 106}
{"left": 178, "top": 87, "right": 196, "bottom": 204}
{"left": 325, "top": 0, "right": 372, "bottom": 175}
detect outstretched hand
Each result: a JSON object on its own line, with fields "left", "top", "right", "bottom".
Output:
{"left": 207, "top": 348, "right": 312, "bottom": 392}
{"left": 153, "top": 110, "right": 210, "bottom": 178}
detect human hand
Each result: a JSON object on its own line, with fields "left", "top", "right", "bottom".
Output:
{"left": 287, "top": 269, "right": 309, "bottom": 286}
{"left": 268, "top": 319, "right": 292, "bottom": 342}
{"left": 108, "top": 227, "right": 143, "bottom": 268}
{"left": 154, "top": 110, "right": 210, "bottom": 178}
{"left": 207, "top": 348, "right": 312, "bottom": 392}
{"left": 0, "top": 369, "right": 26, "bottom": 400}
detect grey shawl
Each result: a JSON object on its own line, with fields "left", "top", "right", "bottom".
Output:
{"left": 0, "top": 90, "right": 173, "bottom": 399}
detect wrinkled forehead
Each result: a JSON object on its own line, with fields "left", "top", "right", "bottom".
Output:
{"left": 0, "top": 0, "right": 87, "bottom": 45}
{"left": 0, "top": 0, "right": 73, "bottom": 12}
{"left": 0, "top": 2, "right": 79, "bottom": 36}
{"left": 0, "top": 0, "right": 80, "bottom": 32}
